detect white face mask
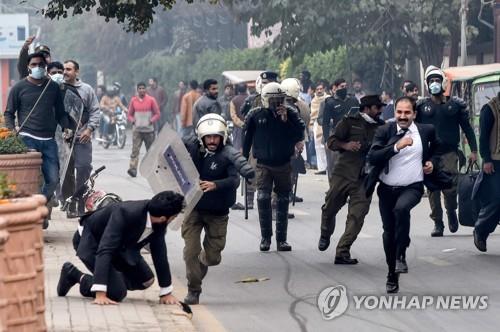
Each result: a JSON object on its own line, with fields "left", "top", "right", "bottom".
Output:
{"left": 50, "top": 73, "right": 64, "bottom": 84}
{"left": 428, "top": 82, "right": 442, "bottom": 95}
{"left": 29, "top": 66, "right": 46, "bottom": 80}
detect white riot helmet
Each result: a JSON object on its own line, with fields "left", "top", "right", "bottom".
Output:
{"left": 261, "top": 82, "right": 286, "bottom": 108}
{"left": 424, "top": 65, "right": 447, "bottom": 92}
{"left": 196, "top": 113, "right": 228, "bottom": 145}
{"left": 281, "top": 78, "right": 301, "bottom": 100}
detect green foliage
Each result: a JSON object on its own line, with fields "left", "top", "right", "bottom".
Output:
{"left": 0, "top": 133, "right": 28, "bottom": 155}
{"left": 42, "top": 0, "right": 221, "bottom": 33}
{"left": 0, "top": 173, "right": 15, "bottom": 199}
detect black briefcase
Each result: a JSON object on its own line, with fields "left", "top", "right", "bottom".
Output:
{"left": 458, "top": 161, "right": 481, "bottom": 227}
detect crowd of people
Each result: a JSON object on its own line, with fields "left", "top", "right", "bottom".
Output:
{"left": 3, "top": 36, "right": 500, "bottom": 308}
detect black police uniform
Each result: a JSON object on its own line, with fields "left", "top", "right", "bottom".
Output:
{"left": 242, "top": 105, "right": 305, "bottom": 250}
{"left": 416, "top": 96, "right": 478, "bottom": 234}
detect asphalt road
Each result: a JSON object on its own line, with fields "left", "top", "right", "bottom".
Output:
{"left": 91, "top": 137, "right": 500, "bottom": 332}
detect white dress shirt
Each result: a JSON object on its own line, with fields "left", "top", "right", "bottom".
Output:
{"left": 90, "top": 213, "right": 173, "bottom": 296}
{"left": 379, "top": 122, "right": 424, "bottom": 186}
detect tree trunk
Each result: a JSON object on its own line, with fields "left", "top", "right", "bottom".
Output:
{"left": 419, "top": 32, "right": 445, "bottom": 69}
{"left": 449, "top": 29, "right": 460, "bottom": 67}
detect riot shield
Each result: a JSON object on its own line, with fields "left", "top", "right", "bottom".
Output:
{"left": 59, "top": 86, "right": 85, "bottom": 186}
{"left": 140, "top": 126, "right": 203, "bottom": 230}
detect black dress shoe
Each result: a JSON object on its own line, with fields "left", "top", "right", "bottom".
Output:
{"left": 127, "top": 168, "right": 137, "bottom": 178}
{"left": 293, "top": 196, "right": 304, "bottom": 203}
{"left": 184, "top": 290, "right": 201, "bottom": 305}
{"left": 288, "top": 212, "right": 295, "bottom": 219}
{"left": 431, "top": 223, "right": 444, "bottom": 237}
{"left": 260, "top": 238, "right": 271, "bottom": 252}
{"left": 473, "top": 230, "right": 487, "bottom": 252}
{"left": 231, "top": 202, "right": 245, "bottom": 210}
{"left": 315, "top": 170, "right": 326, "bottom": 175}
{"left": 277, "top": 241, "right": 292, "bottom": 251}
{"left": 395, "top": 258, "right": 408, "bottom": 274}
{"left": 334, "top": 256, "right": 359, "bottom": 265}
{"left": 318, "top": 236, "right": 330, "bottom": 251}
{"left": 57, "top": 262, "right": 82, "bottom": 296}
{"left": 447, "top": 210, "right": 459, "bottom": 233}
{"left": 386, "top": 273, "right": 399, "bottom": 294}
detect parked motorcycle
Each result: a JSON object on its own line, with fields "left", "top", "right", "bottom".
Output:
{"left": 100, "top": 107, "right": 127, "bottom": 149}
{"left": 61, "top": 166, "right": 122, "bottom": 217}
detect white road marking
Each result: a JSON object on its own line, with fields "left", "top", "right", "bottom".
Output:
{"left": 418, "top": 256, "right": 452, "bottom": 266}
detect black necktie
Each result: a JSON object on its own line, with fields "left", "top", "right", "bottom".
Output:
{"left": 384, "top": 128, "right": 409, "bottom": 174}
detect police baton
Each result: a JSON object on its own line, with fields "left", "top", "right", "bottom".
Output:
{"left": 244, "top": 178, "right": 248, "bottom": 220}
{"left": 292, "top": 173, "right": 299, "bottom": 206}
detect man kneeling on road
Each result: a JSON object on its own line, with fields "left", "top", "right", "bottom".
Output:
{"left": 57, "top": 191, "right": 185, "bottom": 305}
{"left": 182, "top": 113, "right": 255, "bottom": 305}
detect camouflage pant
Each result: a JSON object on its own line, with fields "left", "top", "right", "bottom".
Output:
{"left": 429, "top": 151, "right": 459, "bottom": 223}
{"left": 129, "top": 131, "right": 155, "bottom": 170}
{"left": 182, "top": 211, "right": 228, "bottom": 292}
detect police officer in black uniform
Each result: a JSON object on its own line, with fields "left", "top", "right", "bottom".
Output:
{"left": 416, "top": 66, "right": 478, "bottom": 237}
{"left": 240, "top": 71, "right": 278, "bottom": 117}
{"left": 242, "top": 82, "right": 305, "bottom": 252}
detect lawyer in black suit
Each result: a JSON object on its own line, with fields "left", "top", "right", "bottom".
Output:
{"left": 366, "top": 97, "right": 440, "bottom": 293}
{"left": 57, "top": 191, "right": 185, "bottom": 305}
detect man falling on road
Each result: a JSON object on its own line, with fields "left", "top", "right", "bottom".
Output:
{"left": 57, "top": 191, "right": 185, "bottom": 305}
{"left": 182, "top": 114, "right": 254, "bottom": 305}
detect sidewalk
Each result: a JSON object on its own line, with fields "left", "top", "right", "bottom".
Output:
{"left": 43, "top": 210, "right": 196, "bottom": 332}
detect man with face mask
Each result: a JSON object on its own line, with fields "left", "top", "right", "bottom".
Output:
{"left": 243, "top": 82, "right": 305, "bottom": 252}
{"left": 192, "top": 79, "right": 222, "bottom": 127}
{"left": 318, "top": 95, "right": 385, "bottom": 264}
{"left": 416, "top": 66, "right": 478, "bottom": 237}
{"left": 182, "top": 114, "right": 254, "bottom": 304}
{"left": 17, "top": 36, "right": 52, "bottom": 79}
{"left": 61, "top": 60, "right": 100, "bottom": 217}
{"left": 5, "top": 52, "right": 75, "bottom": 228}
{"left": 321, "top": 78, "right": 360, "bottom": 181}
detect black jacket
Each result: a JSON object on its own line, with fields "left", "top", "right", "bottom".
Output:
{"left": 416, "top": 97, "right": 477, "bottom": 154}
{"left": 184, "top": 136, "right": 254, "bottom": 215}
{"left": 76, "top": 200, "right": 172, "bottom": 289}
{"left": 242, "top": 106, "right": 306, "bottom": 166}
{"left": 321, "top": 95, "right": 359, "bottom": 142}
{"left": 364, "top": 122, "right": 450, "bottom": 196}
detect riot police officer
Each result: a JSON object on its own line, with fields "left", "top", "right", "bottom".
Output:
{"left": 416, "top": 66, "right": 478, "bottom": 237}
{"left": 182, "top": 114, "right": 254, "bottom": 304}
{"left": 242, "top": 82, "right": 306, "bottom": 251}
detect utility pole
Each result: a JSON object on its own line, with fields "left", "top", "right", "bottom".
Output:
{"left": 459, "top": 0, "right": 468, "bottom": 66}
{"left": 495, "top": 0, "right": 500, "bottom": 62}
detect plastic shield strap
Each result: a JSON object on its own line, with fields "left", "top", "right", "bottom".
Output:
{"left": 140, "top": 126, "right": 203, "bottom": 230}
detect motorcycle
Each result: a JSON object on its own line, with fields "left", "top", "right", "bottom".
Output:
{"left": 61, "top": 166, "right": 122, "bottom": 217}
{"left": 100, "top": 107, "right": 127, "bottom": 149}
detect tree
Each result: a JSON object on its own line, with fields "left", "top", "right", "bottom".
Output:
{"left": 42, "top": 0, "right": 218, "bottom": 33}
{"left": 223, "top": 0, "right": 484, "bottom": 69}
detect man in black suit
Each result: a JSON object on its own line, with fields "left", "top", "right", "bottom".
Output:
{"left": 366, "top": 97, "right": 439, "bottom": 293}
{"left": 56, "top": 191, "right": 185, "bottom": 305}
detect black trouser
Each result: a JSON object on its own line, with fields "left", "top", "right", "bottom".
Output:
{"left": 474, "top": 165, "right": 500, "bottom": 240}
{"left": 256, "top": 162, "right": 292, "bottom": 241}
{"left": 72, "top": 232, "right": 155, "bottom": 302}
{"left": 62, "top": 142, "right": 93, "bottom": 214}
{"left": 377, "top": 182, "right": 423, "bottom": 274}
